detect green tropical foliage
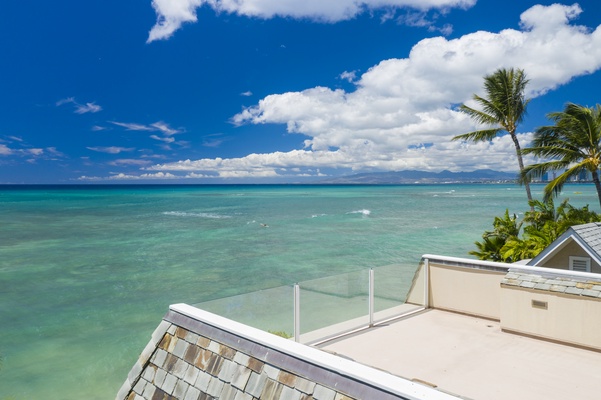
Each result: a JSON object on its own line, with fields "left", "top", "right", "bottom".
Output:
{"left": 472, "top": 199, "right": 601, "bottom": 262}
{"left": 453, "top": 67, "right": 533, "bottom": 203}
{"left": 521, "top": 103, "right": 601, "bottom": 208}
{"left": 469, "top": 210, "right": 521, "bottom": 261}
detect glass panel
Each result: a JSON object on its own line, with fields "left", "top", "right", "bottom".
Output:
{"left": 298, "top": 269, "right": 369, "bottom": 343}
{"left": 373, "top": 261, "right": 424, "bottom": 323}
{"left": 193, "top": 285, "right": 294, "bottom": 338}
{"left": 403, "top": 260, "right": 427, "bottom": 306}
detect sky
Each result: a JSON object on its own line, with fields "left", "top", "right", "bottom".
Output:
{"left": 1, "top": 0, "right": 601, "bottom": 183}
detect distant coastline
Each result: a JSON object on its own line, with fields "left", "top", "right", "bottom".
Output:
{"left": 317, "top": 169, "right": 519, "bottom": 184}
{"left": 0, "top": 168, "right": 595, "bottom": 186}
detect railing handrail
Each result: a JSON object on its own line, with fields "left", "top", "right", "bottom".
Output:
{"left": 421, "top": 254, "right": 601, "bottom": 280}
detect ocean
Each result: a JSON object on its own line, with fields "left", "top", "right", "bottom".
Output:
{"left": 1, "top": 183, "right": 599, "bottom": 399}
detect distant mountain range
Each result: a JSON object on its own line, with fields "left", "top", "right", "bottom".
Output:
{"left": 318, "top": 169, "right": 518, "bottom": 184}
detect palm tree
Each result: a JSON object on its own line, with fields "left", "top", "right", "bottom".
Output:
{"left": 453, "top": 67, "right": 533, "bottom": 203}
{"left": 521, "top": 103, "right": 601, "bottom": 209}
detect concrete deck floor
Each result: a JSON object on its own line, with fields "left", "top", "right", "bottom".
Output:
{"left": 320, "top": 309, "right": 601, "bottom": 400}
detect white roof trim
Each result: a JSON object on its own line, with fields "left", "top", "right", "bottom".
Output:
{"left": 170, "top": 303, "right": 461, "bottom": 400}
{"left": 532, "top": 234, "right": 601, "bottom": 267}
{"left": 421, "top": 254, "right": 601, "bottom": 281}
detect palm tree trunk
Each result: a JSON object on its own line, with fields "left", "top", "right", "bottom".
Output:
{"left": 510, "top": 133, "right": 533, "bottom": 206}
{"left": 592, "top": 170, "right": 601, "bottom": 210}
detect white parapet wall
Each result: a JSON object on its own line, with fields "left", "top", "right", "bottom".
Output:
{"left": 421, "top": 255, "right": 509, "bottom": 320}
{"left": 419, "top": 255, "right": 601, "bottom": 350}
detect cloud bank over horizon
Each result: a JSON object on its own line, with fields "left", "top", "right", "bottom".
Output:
{"left": 125, "top": 3, "right": 601, "bottom": 181}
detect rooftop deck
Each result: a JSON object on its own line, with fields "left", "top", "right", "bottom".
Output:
{"left": 119, "top": 256, "right": 601, "bottom": 400}
{"left": 320, "top": 309, "right": 601, "bottom": 400}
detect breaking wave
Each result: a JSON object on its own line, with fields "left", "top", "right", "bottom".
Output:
{"left": 347, "top": 209, "right": 371, "bottom": 216}
{"left": 163, "top": 211, "right": 231, "bottom": 219}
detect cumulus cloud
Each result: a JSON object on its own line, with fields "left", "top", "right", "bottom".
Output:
{"left": 78, "top": 172, "right": 180, "bottom": 181}
{"left": 0, "top": 144, "right": 12, "bottom": 155}
{"left": 202, "top": 4, "right": 599, "bottom": 174}
{"left": 147, "top": 0, "right": 476, "bottom": 42}
{"left": 241, "top": 91, "right": 253, "bottom": 97}
{"left": 139, "top": 3, "right": 601, "bottom": 181}
{"left": 87, "top": 146, "right": 135, "bottom": 154}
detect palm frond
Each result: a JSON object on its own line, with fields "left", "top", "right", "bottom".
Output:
{"left": 543, "top": 162, "right": 588, "bottom": 201}
{"left": 452, "top": 128, "right": 501, "bottom": 142}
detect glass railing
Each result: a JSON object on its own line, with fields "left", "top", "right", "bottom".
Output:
{"left": 193, "top": 261, "right": 426, "bottom": 344}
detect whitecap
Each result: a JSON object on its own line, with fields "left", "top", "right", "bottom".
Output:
{"left": 311, "top": 214, "right": 327, "bottom": 218}
{"left": 163, "top": 211, "right": 231, "bottom": 219}
{"left": 347, "top": 209, "right": 371, "bottom": 216}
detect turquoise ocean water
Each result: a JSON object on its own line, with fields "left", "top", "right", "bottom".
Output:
{"left": 1, "top": 183, "right": 599, "bottom": 399}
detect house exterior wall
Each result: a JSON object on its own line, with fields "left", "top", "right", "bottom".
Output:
{"left": 427, "top": 262, "right": 505, "bottom": 320}
{"left": 536, "top": 240, "right": 601, "bottom": 273}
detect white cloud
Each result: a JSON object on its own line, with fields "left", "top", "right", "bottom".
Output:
{"left": 151, "top": 121, "right": 182, "bottom": 136}
{"left": 150, "top": 135, "right": 176, "bottom": 143}
{"left": 87, "top": 146, "right": 135, "bottom": 154}
{"left": 74, "top": 102, "right": 102, "bottom": 114}
{"left": 45, "top": 147, "right": 65, "bottom": 158}
{"left": 206, "top": 4, "right": 600, "bottom": 174}
{"left": 108, "top": 159, "right": 153, "bottom": 166}
{"left": 56, "top": 97, "right": 75, "bottom": 106}
{"left": 110, "top": 121, "right": 156, "bottom": 131}
{"left": 339, "top": 70, "right": 357, "bottom": 82}
{"left": 241, "top": 91, "right": 253, "bottom": 97}
{"left": 141, "top": 4, "right": 601, "bottom": 180}
{"left": 0, "top": 138, "right": 65, "bottom": 160}
{"left": 147, "top": 0, "right": 476, "bottom": 42}
{"left": 111, "top": 121, "right": 182, "bottom": 135}
{"left": 148, "top": 0, "right": 203, "bottom": 43}
{"left": 57, "top": 98, "right": 102, "bottom": 114}
{"left": 78, "top": 172, "right": 179, "bottom": 181}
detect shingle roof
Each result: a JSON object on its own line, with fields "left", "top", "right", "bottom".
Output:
{"left": 571, "top": 222, "right": 601, "bottom": 256}
{"left": 117, "top": 305, "right": 447, "bottom": 400}
{"left": 527, "top": 222, "right": 601, "bottom": 266}
{"left": 502, "top": 270, "right": 601, "bottom": 298}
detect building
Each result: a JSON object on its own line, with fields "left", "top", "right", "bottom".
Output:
{"left": 527, "top": 222, "right": 601, "bottom": 273}
{"left": 117, "top": 251, "right": 601, "bottom": 400}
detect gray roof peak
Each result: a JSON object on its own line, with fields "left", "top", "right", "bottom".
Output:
{"left": 571, "top": 222, "right": 601, "bottom": 256}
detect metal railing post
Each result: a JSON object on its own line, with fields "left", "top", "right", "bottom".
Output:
{"left": 369, "top": 268, "right": 375, "bottom": 326}
{"left": 424, "top": 258, "right": 430, "bottom": 309}
{"left": 294, "top": 283, "right": 300, "bottom": 342}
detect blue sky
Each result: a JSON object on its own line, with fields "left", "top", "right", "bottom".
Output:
{"left": 2, "top": 0, "right": 601, "bottom": 183}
